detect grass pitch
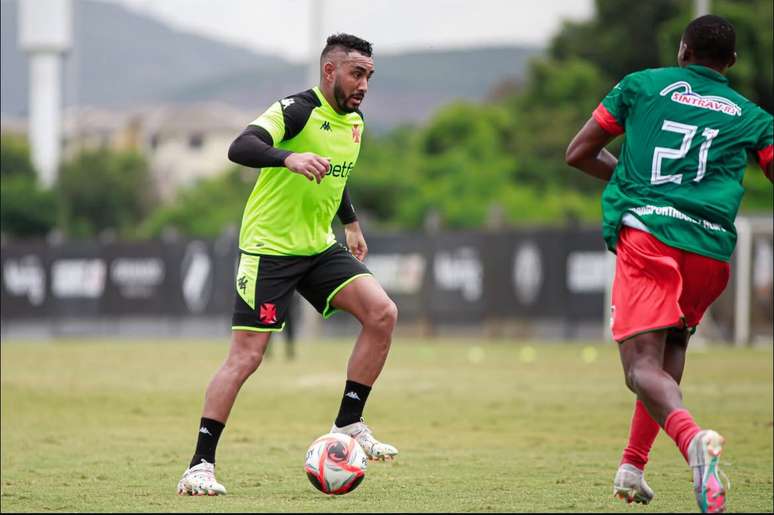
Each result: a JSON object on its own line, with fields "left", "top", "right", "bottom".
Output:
{"left": 1, "top": 338, "right": 772, "bottom": 513}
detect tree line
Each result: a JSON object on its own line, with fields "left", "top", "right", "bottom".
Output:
{"left": 2, "top": 0, "right": 771, "bottom": 240}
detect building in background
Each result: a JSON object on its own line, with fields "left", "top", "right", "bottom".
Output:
{"left": 3, "top": 102, "right": 246, "bottom": 203}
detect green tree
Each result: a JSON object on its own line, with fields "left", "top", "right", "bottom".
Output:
{"left": 139, "top": 166, "right": 254, "bottom": 238}
{"left": 58, "top": 149, "right": 152, "bottom": 238}
{"left": 0, "top": 134, "right": 57, "bottom": 238}
{"left": 551, "top": 0, "right": 683, "bottom": 81}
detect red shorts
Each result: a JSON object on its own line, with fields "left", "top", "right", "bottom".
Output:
{"left": 611, "top": 227, "right": 730, "bottom": 342}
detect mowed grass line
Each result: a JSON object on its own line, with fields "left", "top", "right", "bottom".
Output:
{"left": 1, "top": 339, "right": 772, "bottom": 513}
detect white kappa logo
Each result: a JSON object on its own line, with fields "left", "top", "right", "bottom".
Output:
{"left": 345, "top": 391, "right": 361, "bottom": 401}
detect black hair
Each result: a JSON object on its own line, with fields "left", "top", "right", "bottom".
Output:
{"left": 683, "top": 15, "right": 736, "bottom": 64}
{"left": 321, "top": 33, "right": 373, "bottom": 60}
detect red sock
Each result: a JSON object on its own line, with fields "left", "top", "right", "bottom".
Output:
{"left": 663, "top": 409, "right": 701, "bottom": 462}
{"left": 620, "top": 400, "right": 660, "bottom": 470}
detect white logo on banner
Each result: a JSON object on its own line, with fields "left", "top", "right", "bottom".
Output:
{"left": 513, "top": 243, "right": 542, "bottom": 305}
{"left": 110, "top": 258, "right": 165, "bottom": 299}
{"left": 2, "top": 255, "right": 46, "bottom": 305}
{"left": 52, "top": 259, "right": 106, "bottom": 298}
{"left": 566, "top": 251, "right": 609, "bottom": 293}
{"left": 181, "top": 241, "right": 212, "bottom": 313}
{"left": 365, "top": 253, "right": 426, "bottom": 295}
{"left": 434, "top": 246, "right": 482, "bottom": 301}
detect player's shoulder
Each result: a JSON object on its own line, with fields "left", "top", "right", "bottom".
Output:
{"left": 622, "top": 67, "right": 676, "bottom": 88}
{"left": 611, "top": 67, "right": 661, "bottom": 95}
{"left": 277, "top": 89, "right": 321, "bottom": 113}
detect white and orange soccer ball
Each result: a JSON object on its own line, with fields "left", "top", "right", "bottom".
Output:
{"left": 304, "top": 433, "right": 368, "bottom": 495}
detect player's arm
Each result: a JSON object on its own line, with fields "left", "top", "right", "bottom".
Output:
{"left": 754, "top": 135, "right": 773, "bottom": 184}
{"left": 567, "top": 73, "right": 640, "bottom": 182}
{"left": 565, "top": 117, "right": 619, "bottom": 182}
{"left": 338, "top": 187, "right": 367, "bottom": 261}
{"left": 228, "top": 125, "right": 291, "bottom": 168}
{"left": 228, "top": 125, "right": 330, "bottom": 184}
{"left": 229, "top": 100, "right": 330, "bottom": 183}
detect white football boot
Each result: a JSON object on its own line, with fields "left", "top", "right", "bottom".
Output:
{"left": 177, "top": 460, "right": 227, "bottom": 496}
{"left": 687, "top": 430, "right": 727, "bottom": 513}
{"left": 331, "top": 418, "right": 398, "bottom": 460}
{"left": 613, "top": 463, "right": 655, "bottom": 505}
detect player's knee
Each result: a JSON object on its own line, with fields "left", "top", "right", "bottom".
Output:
{"left": 367, "top": 299, "right": 398, "bottom": 335}
{"left": 229, "top": 333, "right": 268, "bottom": 377}
{"left": 625, "top": 360, "right": 658, "bottom": 395}
{"left": 624, "top": 367, "right": 638, "bottom": 393}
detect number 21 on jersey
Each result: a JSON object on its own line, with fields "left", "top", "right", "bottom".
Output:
{"left": 651, "top": 119, "right": 719, "bottom": 185}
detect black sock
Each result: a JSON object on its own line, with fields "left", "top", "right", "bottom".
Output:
{"left": 334, "top": 380, "right": 372, "bottom": 427}
{"left": 189, "top": 417, "right": 225, "bottom": 468}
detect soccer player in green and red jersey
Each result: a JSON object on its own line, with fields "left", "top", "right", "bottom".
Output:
{"left": 566, "top": 15, "right": 772, "bottom": 513}
{"left": 176, "top": 34, "right": 399, "bottom": 496}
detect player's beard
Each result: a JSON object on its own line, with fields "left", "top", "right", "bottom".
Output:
{"left": 333, "top": 80, "right": 359, "bottom": 113}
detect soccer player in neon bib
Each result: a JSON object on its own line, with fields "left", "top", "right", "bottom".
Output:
{"left": 566, "top": 15, "right": 772, "bottom": 513}
{"left": 177, "top": 34, "right": 399, "bottom": 496}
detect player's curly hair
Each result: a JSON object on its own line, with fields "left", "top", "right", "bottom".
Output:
{"left": 321, "top": 33, "right": 373, "bottom": 59}
{"left": 683, "top": 15, "right": 735, "bottom": 64}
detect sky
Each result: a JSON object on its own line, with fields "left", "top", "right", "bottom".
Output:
{"left": 117, "top": 0, "right": 594, "bottom": 63}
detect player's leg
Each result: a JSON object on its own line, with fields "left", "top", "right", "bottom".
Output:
{"left": 611, "top": 227, "right": 688, "bottom": 505}
{"left": 328, "top": 275, "right": 398, "bottom": 459}
{"left": 297, "top": 244, "right": 398, "bottom": 460}
{"left": 612, "top": 228, "right": 730, "bottom": 512}
{"left": 676, "top": 252, "right": 731, "bottom": 513}
{"left": 616, "top": 326, "right": 690, "bottom": 502}
{"left": 178, "top": 252, "right": 301, "bottom": 495}
{"left": 330, "top": 274, "right": 397, "bottom": 387}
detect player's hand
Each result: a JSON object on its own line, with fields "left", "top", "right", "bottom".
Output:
{"left": 284, "top": 153, "right": 330, "bottom": 184}
{"left": 344, "top": 221, "right": 368, "bottom": 261}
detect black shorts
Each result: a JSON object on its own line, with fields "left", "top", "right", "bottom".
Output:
{"left": 232, "top": 243, "right": 371, "bottom": 332}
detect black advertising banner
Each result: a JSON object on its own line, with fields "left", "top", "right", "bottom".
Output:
{"left": 0, "top": 241, "right": 51, "bottom": 319}
{"left": 364, "top": 233, "right": 431, "bottom": 322}
{"left": 1, "top": 229, "right": 612, "bottom": 325}
{"left": 482, "top": 230, "right": 566, "bottom": 318}
{"left": 165, "top": 239, "right": 230, "bottom": 316}
{"left": 561, "top": 228, "right": 609, "bottom": 321}
{"left": 426, "top": 232, "right": 487, "bottom": 324}
{"left": 47, "top": 241, "right": 106, "bottom": 319}
{"left": 102, "top": 241, "right": 171, "bottom": 315}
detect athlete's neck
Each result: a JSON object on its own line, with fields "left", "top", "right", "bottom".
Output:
{"left": 684, "top": 60, "right": 728, "bottom": 75}
{"left": 318, "top": 84, "right": 346, "bottom": 115}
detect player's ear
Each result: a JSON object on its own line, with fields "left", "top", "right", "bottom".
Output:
{"left": 677, "top": 40, "right": 689, "bottom": 66}
{"left": 727, "top": 52, "right": 737, "bottom": 70}
{"left": 322, "top": 61, "right": 337, "bottom": 83}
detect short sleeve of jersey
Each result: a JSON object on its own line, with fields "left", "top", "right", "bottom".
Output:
{"left": 593, "top": 71, "right": 646, "bottom": 136}
{"left": 750, "top": 106, "right": 773, "bottom": 169}
{"left": 248, "top": 101, "right": 286, "bottom": 145}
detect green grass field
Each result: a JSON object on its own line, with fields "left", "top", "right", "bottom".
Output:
{"left": 1, "top": 339, "right": 772, "bottom": 513}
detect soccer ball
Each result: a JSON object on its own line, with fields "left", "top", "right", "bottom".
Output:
{"left": 304, "top": 433, "right": 367, "bottom": 495}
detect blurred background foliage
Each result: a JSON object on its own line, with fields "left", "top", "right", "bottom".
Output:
{"left": 2, "top": 0, "right": 771, "bottom": 240}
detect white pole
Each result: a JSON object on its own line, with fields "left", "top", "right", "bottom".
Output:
{"left": 29, "top": 53, "right": 63, "bottom": 188}
{"left": 695, "top": 0, "right": 710, "bottom": 16}
{"left": 19, "top": 0, "right": 71, "bottom": 188}
{"left": 734, "top": 217, "right": 752, "bottom": 347}
{"left": 307, "top": 0, "right": 325, "bottom": 87}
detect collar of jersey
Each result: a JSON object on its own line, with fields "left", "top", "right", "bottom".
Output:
{"left": 312, "top": 87, "right": 358, "bottom": 120}
{"left": 685, "top": 64, "right": 728, "bottom": 83}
